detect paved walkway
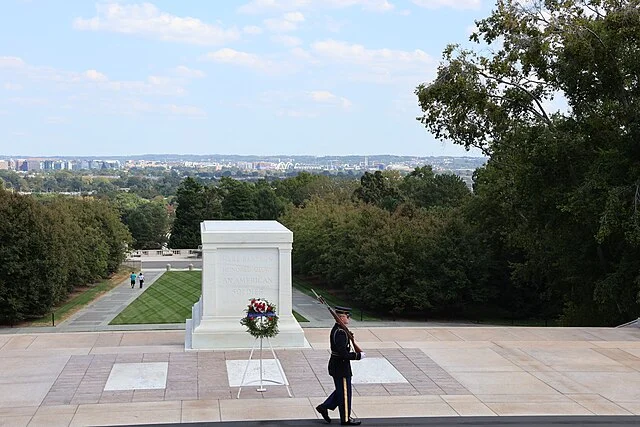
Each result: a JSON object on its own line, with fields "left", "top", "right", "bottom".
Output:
{"left": 57, "top": 271, "right": 165, "bottom": 332}
{"left": 2, "top": 327, "right": 640, "bottom": 426}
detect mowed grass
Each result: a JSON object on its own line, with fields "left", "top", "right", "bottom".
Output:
{"left": 110, "top": 271, "right": 201, "bottom": 325}
{"left": 110, "top": 271, "right": 310, "bottom": 324}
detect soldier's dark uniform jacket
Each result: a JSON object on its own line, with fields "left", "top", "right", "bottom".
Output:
{"left": 328, "top": 322, "right": 361, "bottom": 377}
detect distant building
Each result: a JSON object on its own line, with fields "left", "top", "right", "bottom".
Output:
{"left": 0, "top": 160, "right": 8, "bottom": 170}
{"left": 20, "top": 159, "right": 43, "bottom": 171}
{"left": 102, "top": 160, "right": 121, "bottom": 169}
{"left": 254, "top": 161, "right": 275, "bottom": 170}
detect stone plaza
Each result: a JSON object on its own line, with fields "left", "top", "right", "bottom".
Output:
{"left": 3, "top": 325, "right": 640, "bottom": 425}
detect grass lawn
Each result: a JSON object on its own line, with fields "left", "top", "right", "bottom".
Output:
{"left": 292, "top": 276, "right": 379, "bottom": 321}
{"left": 29, "top": 269, "right": 130, "bottom": 326}
{"left": 110, "top": 271, "right": 201, "bottom": 324}
{"left": 110, "top": 271, "right": 310, "bottom": 324}
{"left": 293, "top": 310, "right": 309, "bottom": 322}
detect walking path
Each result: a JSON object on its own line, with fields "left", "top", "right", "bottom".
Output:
{"left": 57, "top": 270, "right": 165, "bottom": 332}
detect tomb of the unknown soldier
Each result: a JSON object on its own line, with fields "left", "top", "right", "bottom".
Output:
{"left": 185, "top": 220, "right": 307, "bottom": 350}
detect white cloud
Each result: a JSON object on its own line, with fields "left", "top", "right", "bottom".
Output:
{"left": 3, "top": 83, "right": 23, "bottom": 90}
{"left": 310, "top": 40, "right": 434, "bottom": 84}
{"left": 323, "top": 0, "right": 393, "bottom": 12}
{"left": 238, "top": 0, "right": 311, "bottom": 14}
{"left": 264, "top": 12, "right": 305, "bottom": 32}
{"left": 201, "top": 48, "right": 275, "bottom": 73}
{"left": 84, "top": 69, "right": 108, "bottom": 82}
{"left": 172, "top": 65, "right": 206, "bottom": 78}
{"left": 0, "top": 56, "right": 26, "bottom": 68}
{"left": 243, "top": 25, "right": 263, "bottom": 35}
{"left": 308, "top": 90, "right": 351, "bottom": 108}
{"left": 103, "top": 99, "right": 207, "bottom": 117}
{"left": 164, "top": 104, "right": 207, "bottom": 117}
{"left": 284, "top": 11, "right": 305, "bottom": 21}
{"left": 242, "top": 89, "right": 350, "bottom": 118}
{"left": 276, "top": 109, "right": 318, "bottom": 118}
{"left": 238, "top": 0, "right": 393, "bottom": 13}
{"left": 312, "top": 39, "right": 431, "bottom": 65}
{"left": 147, "top": 75, "right": 171, "bottom": 85}
{"left": 74, "top": 3, "right": 240, "bottom": 46}
{"left": 45, "top": 116, "right": 68, "bottom": 124}
{"left": 271, "top": 34, "right": 303, "bottom": 47}
{"left": 412, "top": 0, "right": 481, "bottom": 10}
{"left": 2, "top": 57, "right": 188, "bottom": 96}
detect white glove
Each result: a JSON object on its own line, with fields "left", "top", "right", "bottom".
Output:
{"left": 360, "top": 352, "right": 366, "bottom": 359}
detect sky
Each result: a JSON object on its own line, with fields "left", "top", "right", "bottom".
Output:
{"left": 0, "top": 0, "right": 493, "bottom": 157}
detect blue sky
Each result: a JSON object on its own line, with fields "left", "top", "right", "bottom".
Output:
{"left": 0, "top": 0, "right": 491, "bottom": 157}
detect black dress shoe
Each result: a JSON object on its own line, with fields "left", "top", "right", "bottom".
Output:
{"left": 316, "top": 405, "right": 331, "bottom": 423}
{"left": 341, "top": 418, "right": 361, "bottom": 426}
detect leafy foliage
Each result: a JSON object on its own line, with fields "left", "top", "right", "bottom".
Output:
{"left": 416, "top": 0, "right": 640, "bottom": 325}
{"left": 0, "top": 189, "right": 131, "bottom": 324}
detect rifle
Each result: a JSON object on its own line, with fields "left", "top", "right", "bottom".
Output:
{"left": 311, "top": 289, "right": 362, "bottom": 353}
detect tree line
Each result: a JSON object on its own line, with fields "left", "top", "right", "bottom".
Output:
{"left": 0, "top": 189, "right": 131, "bottom": 323}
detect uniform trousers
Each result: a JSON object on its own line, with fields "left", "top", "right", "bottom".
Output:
{"left": 320, "top": 375, "right": 353, "bottom": 423}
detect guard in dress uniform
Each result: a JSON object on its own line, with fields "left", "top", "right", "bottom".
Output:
{"left": 316, "top": 306, "right": 365, "bottom": 425}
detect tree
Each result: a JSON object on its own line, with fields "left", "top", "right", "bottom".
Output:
{"left": 353, "top": 171, "right": 403, "bottom": 211}
{"left": 170, "top": 178, "right": 207, "bottom": 248}
{"left": 400, "top": 166, "right": 471, "bottom": 209}
{"left": 416, "top": 0, "right": 640, "bottom": 325}
{"left": 274, "top": 172, "right": 347, "bottom": 207}
{"left": 253, "top": 180, "right": 285, "bottom": 220}
{"left": 220, "top": 177, "right": 258, "bottom": 220}
{"left": 124, "top": 201, "right": 169, "bottom": 249}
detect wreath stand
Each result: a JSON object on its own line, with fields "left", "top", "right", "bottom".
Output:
{"left": 236, "top": 334, "right": 292, "bottom": 398}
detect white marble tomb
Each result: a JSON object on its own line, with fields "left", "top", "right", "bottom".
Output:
{"left": 186, "top": 220, "right": 308, "bottom": 350}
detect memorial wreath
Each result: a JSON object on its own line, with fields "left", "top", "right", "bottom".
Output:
{"left": 240, "top": 298, "right": 279, "bottom": 338}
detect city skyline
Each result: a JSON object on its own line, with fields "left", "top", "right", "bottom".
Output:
{"left": 0, "top": 0, "right": 489, "bottom": 157}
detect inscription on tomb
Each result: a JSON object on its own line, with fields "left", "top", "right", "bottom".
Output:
{"left": 216, "top": 248, "right": 279, "bottom": 314}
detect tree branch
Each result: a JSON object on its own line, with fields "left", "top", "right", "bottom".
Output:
{"left": 476, "top": 69, "right": 552, "bottom": 124}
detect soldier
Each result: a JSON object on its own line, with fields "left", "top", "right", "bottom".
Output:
{"left": 316, "top": 306, "right": 364, "bottom": 425}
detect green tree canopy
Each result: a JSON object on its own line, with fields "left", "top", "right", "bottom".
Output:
{"left": 416, "top": 0, "right": 640, "bottom": 325}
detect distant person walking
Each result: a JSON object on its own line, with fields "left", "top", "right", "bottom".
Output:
{"left": 138, "top": 272, "right": 145, "bottom": 289}
{"left": 130, "top": 271, "right": 137, "bottom": 289}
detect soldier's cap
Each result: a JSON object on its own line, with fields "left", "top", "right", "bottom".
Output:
{"left": 334, "top": 306, "right": 352, "bottom": 316}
